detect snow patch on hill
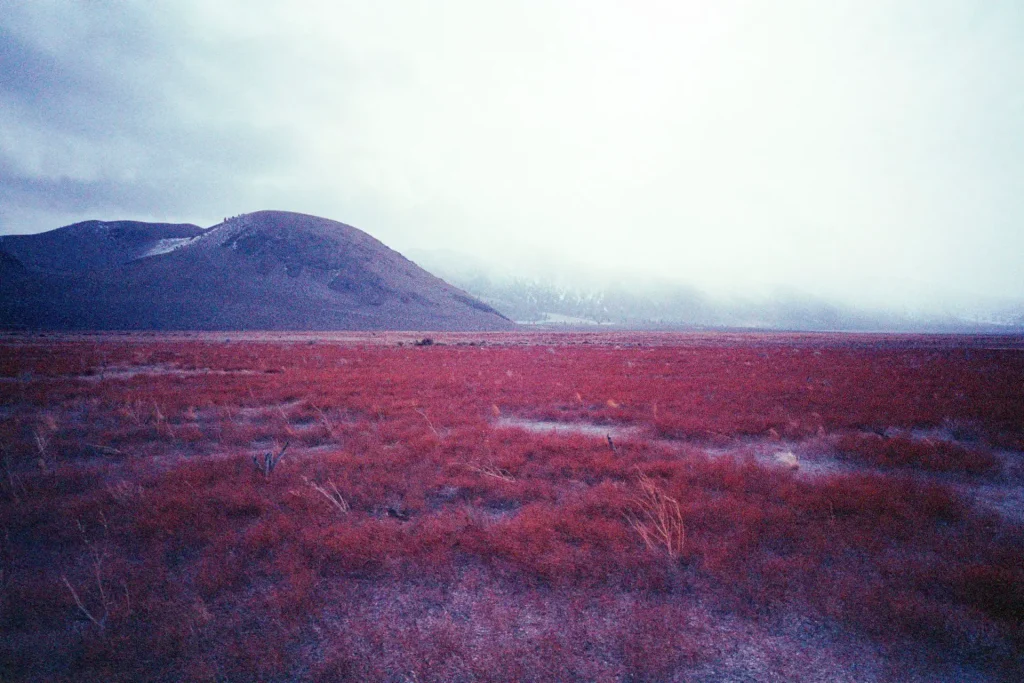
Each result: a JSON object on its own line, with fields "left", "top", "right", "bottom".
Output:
{"left": 143, "top": 237, "right": 194, "bottom": 257}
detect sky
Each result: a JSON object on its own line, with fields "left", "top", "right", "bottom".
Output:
{"left": 1, "top": 1, "right": 1022, "bottom": 313}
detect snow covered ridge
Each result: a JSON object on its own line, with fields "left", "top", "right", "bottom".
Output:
{"left": 142, "top": 237, "right": 196, "bottom": 257}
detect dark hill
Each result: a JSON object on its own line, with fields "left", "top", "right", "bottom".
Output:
{"left": 0, "top": 220, "right": 205, "bottom": 273}
{"left": 0, "top": 211, "right": 514, "bottom": 331}
{"left": 0, "top": 250, "right": 27, "bottom": 274}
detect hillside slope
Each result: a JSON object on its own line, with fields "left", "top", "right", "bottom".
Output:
{"left": 0, "top": 211, "right": 514, "bottom": 331}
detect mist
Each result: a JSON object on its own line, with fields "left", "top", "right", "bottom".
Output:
{"left": 2, "top": 1, "right": 1023, "bottom": 320}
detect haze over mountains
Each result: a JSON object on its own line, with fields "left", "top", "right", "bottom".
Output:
{"left": 1, "top": 210, "right": 1021, "bottom": 333}
{"left": 409, "top": 249, "right": 1024, "bottom": 333}
{"left": 0, "top": 211, "right": 513, "bottom": 331}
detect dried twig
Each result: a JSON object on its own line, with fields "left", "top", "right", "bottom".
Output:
{"left": 462, "top": 462, "right": 516, "bottom": 482}
{"left": 62, "top": 576, "right": 106, "bottom": 631}
{"left": 88, "top": 444, "right": 126, "bottom": 459}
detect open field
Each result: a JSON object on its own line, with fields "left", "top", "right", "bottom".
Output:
{"left": 1, "top": 332, "right": 1022, "bottom": 681}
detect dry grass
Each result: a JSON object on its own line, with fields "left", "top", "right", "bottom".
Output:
{"left": 252, "top": 441, "right": 289, "bottom": 478}
{"left": 60, "top": 517, "right": 118, "bottom": 633}
{"left": 624, "top": 469, "right": 686, "bottom": 558}
{"left": 304, "top": 476, "right": 350, "bottom": 514}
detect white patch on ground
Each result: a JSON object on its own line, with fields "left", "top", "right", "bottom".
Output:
{"left": 727, "top": 435, "right": 1024, "bottom": 525}
{"left": 962, "top": 479, "right": 1024, "bottom": 524}
{"left": 494, "top": 416, "right": 638, "bottom": 438}
{"left": 774, "top": 450, "right": 800, "bottom": 469}
{"left": 143, "top": 237, "right": 194, "bottom": 257}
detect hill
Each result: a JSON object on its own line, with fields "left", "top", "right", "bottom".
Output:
{"left": 0, "top": 211, "right": 514, "bottom": 331}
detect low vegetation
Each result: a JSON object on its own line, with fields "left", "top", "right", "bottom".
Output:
{"left": 0, "top": 332, "right": 1021, "bottom": 680}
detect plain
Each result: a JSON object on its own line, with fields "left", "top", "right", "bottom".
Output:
{"left": 0, "top": 332, "right": 1022, "bottom": 681}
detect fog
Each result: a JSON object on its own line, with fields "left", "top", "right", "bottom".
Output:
{"left": 2, "top": 1, "right": 1022, "bottom": 318}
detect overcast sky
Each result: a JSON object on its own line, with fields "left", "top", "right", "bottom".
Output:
{"left": 1, "top": 1, "right": 1022, "bottom": 311}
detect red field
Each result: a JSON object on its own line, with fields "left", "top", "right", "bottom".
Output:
{"left": 1, "top": 332, "right": 1022, "bottom": 681}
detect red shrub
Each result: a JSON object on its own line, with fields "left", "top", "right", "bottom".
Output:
{"left": 835, "top": 433, "right": 1001, "bottom": 474}
{"left": 2, "top": 334, "right": 1023, "bottom": 680}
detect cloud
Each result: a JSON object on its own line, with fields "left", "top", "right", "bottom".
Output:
{"left": 0, "top": 1, "right": 1022, "bottom": 312}
{"left": 0, "top": 2, "right": 298, "bottom": 225}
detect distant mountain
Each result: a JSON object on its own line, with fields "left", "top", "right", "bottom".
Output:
{"left": 409, "top": 249, "right": 1024, "bottom": 333}
{"left": 0, "top": 211, "right": 514, "bottom": 331}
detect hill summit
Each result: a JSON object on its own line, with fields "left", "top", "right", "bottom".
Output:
{"left": 0, "top": 210, "right": 514, "bottom": 331}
